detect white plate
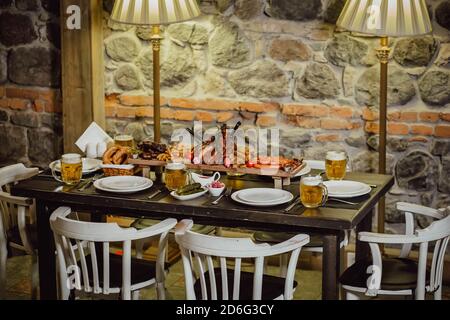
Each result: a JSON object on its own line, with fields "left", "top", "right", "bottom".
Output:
{"left": 323, "top": 180, "right": 372, "bottom": 198}
{"left": 231, "top": 191, "right": 293, "bottom": 207}
{"left": 100, "top": 176, "right": 150, "bottom": 190}
{"left": 294, "top": 163, "right": 312, "bottom": 177}
{"left": 237, "top": 188, "right": 290, "bottom": 204}
{"left": 171, "top": 188, "right": 208, "bottom": 201}
{"left": 50, "top": 158, "right": 102, "bottom": 174}
{"left": 94, "top": 177, "right": 153, "bottom": 194}
{"left": 236, "top": 192, "right": 292, "bottom": 205}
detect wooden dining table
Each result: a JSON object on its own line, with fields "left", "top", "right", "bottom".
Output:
{"left": 11, "top": 170, "right": 394, "bottom": 300}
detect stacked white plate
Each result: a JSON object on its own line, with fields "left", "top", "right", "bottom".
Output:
{"left": 323, "top": 180, "right": 371, "bottom": 198}
{"left": 50, "top": 158, "right": 102, "bottom": 175}
{"left": 232, "top": 188, "right": 294, "bottom": 207}
{"left": 94, "top": 176, "right": 153, "bottom": 194}
{"left": 294, "top": 163, "right": 312, "bottom": 177}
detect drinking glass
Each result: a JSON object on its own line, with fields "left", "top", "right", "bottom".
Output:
{"left": 325, "top": 151, "right": 348, "bottom": 181}
{"left": 300, "top": 175, "right": 328, "bottom": 209}
{"left": 51, "top": 154, "right": 83, "bottom": 185}
{"left": 165, "top": 162, "right": 188, "bottom": 191}
{"left": 114, "top": 135, "right": 134, "bottom": 148}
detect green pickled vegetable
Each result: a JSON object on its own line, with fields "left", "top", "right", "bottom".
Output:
{"left": 178, "top": 188, "right": 205, "bottom": 196}
{"left": 176, "top": 183, "right": 202, "bottom": 195}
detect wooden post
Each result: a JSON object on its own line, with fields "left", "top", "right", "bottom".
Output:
{"left": 60, "top": 0, "right": 105, "bottom": 153}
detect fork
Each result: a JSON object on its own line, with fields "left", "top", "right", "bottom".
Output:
{"left": 212, "top": 187, "right": 232, "bottom": 205}
{"left": 284, "top": 195, "right": 300, "bottom": 212}
{"left": 78, "top": 174, "right": 103, "bottom": 191}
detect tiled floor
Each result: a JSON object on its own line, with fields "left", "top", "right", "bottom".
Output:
{"left": 2, "top": 255, "right": 449, "bottom": 300}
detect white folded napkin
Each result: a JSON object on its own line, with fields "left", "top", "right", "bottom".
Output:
{"left": 75, "top": 122, "right": 113, "bottom": 154}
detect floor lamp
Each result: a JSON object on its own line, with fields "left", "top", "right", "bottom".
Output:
{"left": 337, "top": 0, "right": 432, "bottom": 235}
{"left": 110, "top": 0, "right": 202, "bottom": 179}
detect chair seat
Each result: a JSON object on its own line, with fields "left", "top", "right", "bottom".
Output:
{"left": 80, "top": 253, "right": 159, "bottom": 288}
{"left": 194, "top": 268, "right": 297, "bottom": 300}
{"left": 339, "top": 257, "right": 429, "bottom": 291}
{"left": 6, "top": 224, "right": 38, "bottom": 249}
{"left": 132, "top": 219, "right": 215, "bottom": 235}
{"left": 253, "top": 231, "right": 346, "bottom": 248}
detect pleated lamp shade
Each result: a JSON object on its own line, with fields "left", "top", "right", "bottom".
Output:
{"left": 337, "top": 0, "right": 432, "bottom": 37}
{"left": 110, "top": 0, "right": 201, "bottom": 25}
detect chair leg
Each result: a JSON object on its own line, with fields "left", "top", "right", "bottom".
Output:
{"left": 31, "top": 254, "right": 39, "bottom": 300}
{"left": 279, "top": 254, "right": 288, "bottom": 278}
{"left": 132, "top": 290, "right": 140, "bottom": 300}
{"left": 434, "top": 287, "right": 442, "bottom": 300}
{"left": 0, "top": 246, "right": 6, "bottom": 298}
{"left": 346, "top": 291, "right": 360, "bottom": 300}
{"left": 263, "top": 258, "right": 268, "bottom": 274}
{"left": 156, "top": 281, "right": 166, "bottom": 300}
{"left": 135, "top": 240, "right": 144, "bottom": 259}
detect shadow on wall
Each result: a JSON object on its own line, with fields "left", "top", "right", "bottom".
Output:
{"left": 0, "top": 0, "right": 62, "bottom": 169}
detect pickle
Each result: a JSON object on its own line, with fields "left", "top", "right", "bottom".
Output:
{"left": 176, "top": 183, "right": 201, "bottom": 195}
{"left": 178, "top": 188, "right": 205, "bottom": 196}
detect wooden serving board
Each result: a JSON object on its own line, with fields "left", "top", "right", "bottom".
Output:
{"left": 128, "top": 158, "right": 306, "bottom": 188}
{"left": 128, "top": 158, "right": 305, "bottom": 178}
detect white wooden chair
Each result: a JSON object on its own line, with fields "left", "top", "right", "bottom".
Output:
{"left": 340, "top": 202, "right": 450, "bottom": 300}
{"left": 0, "top": 163, "right": 39, "bottom": 298}
{"left": 253, "top": 160, "right": 350, "bottom": 275}
{"left": 175, "top": 219, "right": 310, "bottom": 300}
{"left": 49, "top": 207, "right": 177, "bottom": 300}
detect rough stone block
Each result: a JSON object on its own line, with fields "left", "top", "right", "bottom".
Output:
{"left": 8, "top": 47, "right": 60, "bottom": 87}
{"left": 0, "top": 12, "right": 37, "bottom": 46}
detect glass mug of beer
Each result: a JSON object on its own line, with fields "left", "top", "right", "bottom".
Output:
{"left": 165, "top": 162, "right": 188, "bottom": 191}
{"left": 325, "top": 151, "right": 348, "bottom": 181}
{"left": 300, "top": 175, "right": 328, "bottom": 209}
{"left": 51, "top": 154, "right": 83, "bottom": 186}
{"left": 114, "top": 135, "right": 134, "bottom": 148}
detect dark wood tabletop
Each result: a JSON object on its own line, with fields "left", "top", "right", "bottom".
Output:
{"left": 12, "top": 171, "right": 393, "bottom": 233}
{"left": 11, "top": 171, "right": 394, "bottom": 300}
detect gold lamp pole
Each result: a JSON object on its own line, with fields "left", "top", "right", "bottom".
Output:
{"left": 151, "top": 25, "right": 163, "bottom": 144}
{"left": 337, "top": 0, "right": 432, "bottom": 236}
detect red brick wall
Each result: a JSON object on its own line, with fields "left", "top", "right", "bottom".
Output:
{"left": 106, "top": 94, "right": 450, "bottom": 143}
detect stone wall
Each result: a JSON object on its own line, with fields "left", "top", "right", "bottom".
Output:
{"left": 0, "top": 0, "right": 62, "bottom": 168}
{"left": 103, "top": 0, "right": 450, "bottom": 232}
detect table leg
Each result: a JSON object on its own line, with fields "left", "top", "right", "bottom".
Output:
{"left": 355, "top": 209, "right": 374, "bottom": 262}
{"left": 322, "top": 233, "right": 341, "bottom": 300}
{"left": 36, "top": 201, "right": 57, "bottom": 300}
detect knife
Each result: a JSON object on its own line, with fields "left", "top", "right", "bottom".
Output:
{"left": 284, "top": 195, "right": 300, "bottom": 212}
{"left": 148, "top": 189, "right": 162, "bottom": 200}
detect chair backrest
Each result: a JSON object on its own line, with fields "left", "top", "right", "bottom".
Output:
{"left": 0, "top": 163, "right": 38, "bottom": 254}
{"left": 415, "top": 214, "right": 450, "bottom": 293}
{"left": 50, "top": 207, "right": 177, "bottom": 300}
{"left": 175, "top": 220, "right": 309, "bottom": 300}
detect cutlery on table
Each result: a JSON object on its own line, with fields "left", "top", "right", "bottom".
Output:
{"left": 148, "top": 189, "right": 162, "bottom": 200}
{"left": 328, "top": 198, "right": 358, "bottom": 206}
{"left": 212, "top": 187, "right": 232, "bottom": 205}
{"left": 284, "top": 195, "right": 300, "bottom": 212}
{"left": 78, "top": 174, "right": 103, "bottom": 191}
